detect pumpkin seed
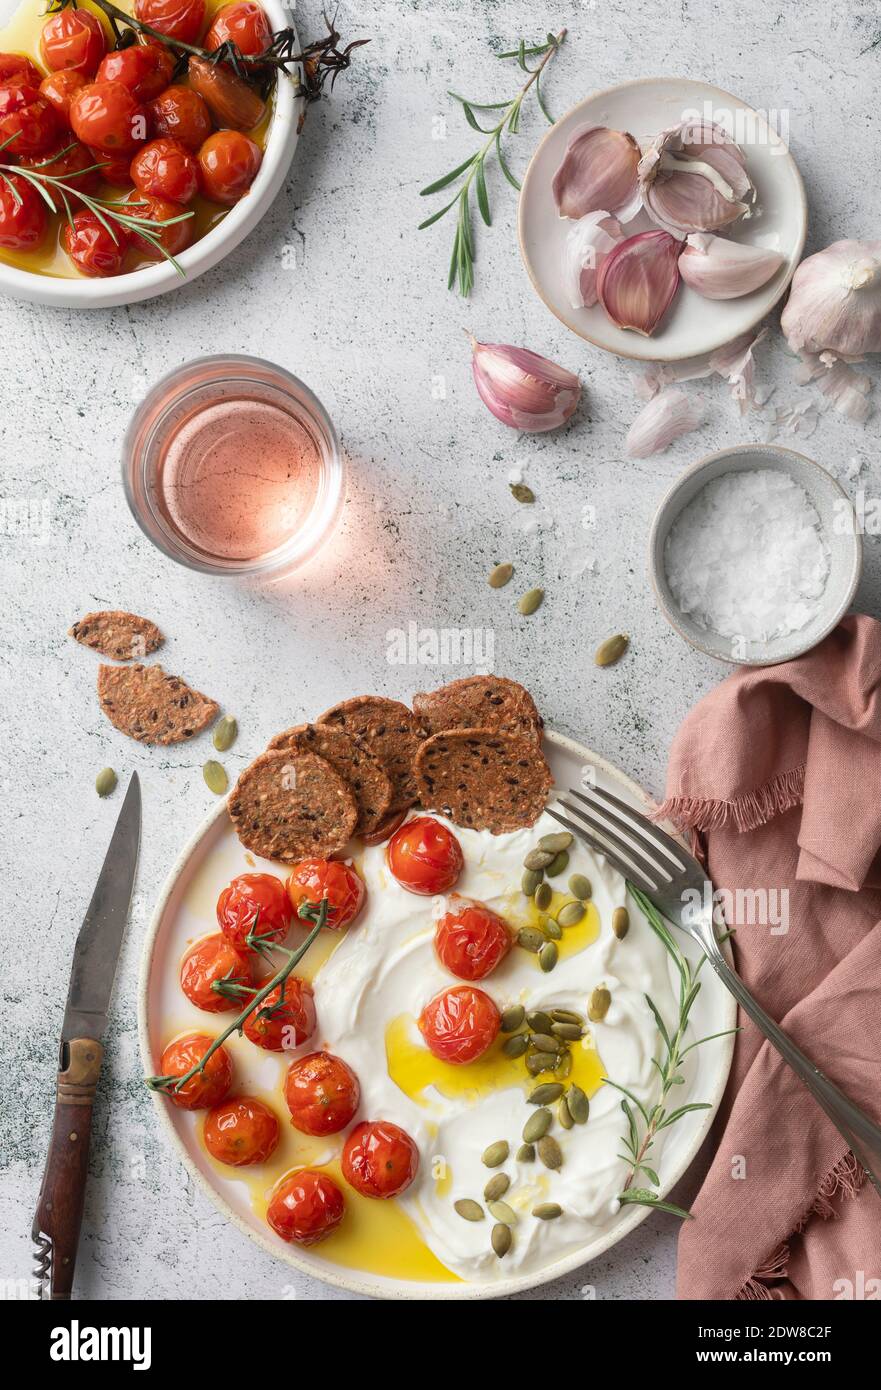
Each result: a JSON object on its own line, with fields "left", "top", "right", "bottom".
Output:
{"left": 95, "top": 767, "right": 117, "bottom": 798}
{"left": 612, "top": 906, "right": 630, "bottom": 940}
{"left": 558, "top": 1095, "right": 574, "bottom": 1129}
{"left": 488, "top": 562, "right": 514, "bottom": 589}
{"left": 516, "top": 1142, "right": 535, "bottom": 1162}
{"left": 545, "top": 849, "right": 569, "bottom": 878}
{"left": 454, "top": 1199, "right": 484, "bottom": 1222}
{"left": 517, "top": 926, "right": 544, "bottom": 954}
{"left": 568, "top": 873, "right": 593, "bottom": 902}
{"left": 521, "top": 868, "right": 542, "bottom": 897}
{"left": 534, "top": 881, "right": 552, "bottom": 911}
{"left": 526, "top": 1051, "right": 558, "bottom": 1075}
{"left": 488, "top": 1199, "right": 517, "bottom": 1225}
{"left": 528, "top": 1084, "right": 562, "bottom": 1108}
{"left": 555, "top": 1051, "right": 572, "bottom": 1079}
{"left": 543, "top": 918, "right": 562, "bottom": 940}
{"left": 537, "top": 1135, "right": 563, "bottom": 1170}
{"left": 203, "top": 760, "right": 228, "bottom": 795}
{"left": 557, "top": 900, "right": 586, "bottom": 928}
{"left": 518, "top": 587, "right": 544, "bottom": 616}
{"left": 533, "top": 1203, "right": 562, "bottom": 1220}
{"left": 588, "top": 985, "right": 612, "bottom": 1022}
{"left": 510, "top": 482, "right": 535, "bottom": 504}
{"left": 539, "top": 941, "right": 558, "bottom": 973}
{"left": 522, "top": 1108, "right": 552, "bottom": 1143}
{"left": 500, "top": 1003, "right": 525, "bottom": 1033}
{"left": 529, "top": 1032, "right": 561, "bottom": 1053}
{"left": 526, "top": 1010, "right": 553, "bottom": 1033}
{"left": 492, "top": 1223, "right": 512, "bottom": 1257}
{"left": 482, "top": 1140, "right": 509, "bottom": 1168}
{"left": 595, "top": 633, "right": 629, "bottom": 667}
{"left": 484, "top": 1173, "right": 510, "bottom": 1202}
{"left": 502, "top": 1033, "right": 528, "bottom": 1059}
{"left": 566, "top": 1084, "right": 590, "bottom": 1125}
{"left": 550, "top": 1008, "right": 583, "bottom": 1024}
{"left": 551, "top": 1021, "right": 583, "bottom": 1041}
{"left": 212, "top": 714, "right": 238, "bottom": 752}
{"left": 524, "top": 847, "right": 553, "bottom": 871}
{"left": 538, "top": 831, "right": 573, "bottom": 854}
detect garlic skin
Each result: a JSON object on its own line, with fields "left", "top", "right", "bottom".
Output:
{"left": 638, "top": 121, "right": 755, "bottom": 238}
{"left": 625, "top": 387, "right": 702, "bottom": 458}
{"left": 552, "top": 125, "right": 642, "bottom": 223}
{"left": 781, "top": 240, "right": 881, "bottom": 357}
{"left": 470, "top": 337, "right": 580, "bottom": 432}
{"left": 596, "top": 230, "right": 681, "bottom": 336}
{"left": 562, "top": 211, "right": 626, "bottom": 309}
{"left": 679, "top": 233, "right": 784, "bottom": 300}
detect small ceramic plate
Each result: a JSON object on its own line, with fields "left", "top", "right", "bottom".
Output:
{"left": 649, "top": 444, "right": 863, "bottom": 666}
{"left": 518, "top": 77, "right": 807, "bottom": 361}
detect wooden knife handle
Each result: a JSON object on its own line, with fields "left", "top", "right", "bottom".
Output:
{"left": 33, "top": 1038, "right": 103, "bottom": 1300}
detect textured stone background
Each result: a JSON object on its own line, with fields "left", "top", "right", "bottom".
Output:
{"left": 1, "top": 0, "right": 879, "bottom": 1303}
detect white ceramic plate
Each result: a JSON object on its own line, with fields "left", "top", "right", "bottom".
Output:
{"left": 139, "top": 730, "right": 735, "bottom": 1299}
{"left": 0, "top": 0, "right": 302, "bottom": 308}
{"left": 518, "top": 77, "right": 807, "bottom": 361}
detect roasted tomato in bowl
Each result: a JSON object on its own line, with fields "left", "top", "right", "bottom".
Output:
{"left": 134, "top": 0, "right": 206, "bottom": 44}
{"left": 285, "top": 859, "right": 366, "bottom": 931}
{"left": 387, "top": 816, "right": 464, "bottom": 895}
{"left": 434, "top": 899, "right": 512, "bottom": 981}
{"left": 267, "top": 1170, "right": 345, "bottom": 1246}
{"left": 205, "top": 1, "right": 272, "bottom": 54}
{"left": 217, "top": 872, "right": 293, "bottom": 951}
{"left": 242, "top": 977, "right": 316, "bottom": 1051}
{"left": 158, "top": 1032, "right": 233, "bottom": 1109}
{"left": 203, "top": 1096, "right": 280, "bottom": 1166}
{"left": 342, "top": 1121, "right": 419, "bottom": 1199}
{"left": 0, "top": 173, "right": 47, "bottom": 249}
{"left": 39, "top": 8, "right": 107, "bottom": 77}
{"left": 0, "top": 82, "right": 60, "bottom": 156}
{"left": 284, "top": 1051, "right": 360, "bottom": 1135}
{"left": 179, "top": 932, "right": 255, "bottom": 1012}
{"left": 418, "top": 985, "right": 501, "bottom": 1064}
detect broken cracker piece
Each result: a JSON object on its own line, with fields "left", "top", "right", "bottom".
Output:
{"left": 70, "top": 610, "right": 163, "bottom": 661}
{"left": 97, "top": 663, "right": 218, "bottom": 744}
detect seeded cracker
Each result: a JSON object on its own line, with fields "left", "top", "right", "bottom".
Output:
{"left": 414, "top": 727, "right": 552, "bottom": 833}
{"left": 228, "top": 749, "right": 358, "bottom": 862}
{"left": 316, "top": 696, "right": 427, "bottom": 813}
{"left": 70, "top": 610, "right": 163, "bottom": 661}
{"left": 267, "top": 723, "right": 393, "bottom": 835}
{"left": 97, "top": 663, "right": 219, "bottom": 744}
{"left": 413, "top": 675, "right": 543, "bottom": 741}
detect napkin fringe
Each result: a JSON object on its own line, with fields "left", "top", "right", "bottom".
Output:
{"left": 654, "top": 765, "right": 805, "bottom": 835}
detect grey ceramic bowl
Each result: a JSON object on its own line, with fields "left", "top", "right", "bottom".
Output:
{"left": 648, "top": 444, "right": 862, "bottom": 667}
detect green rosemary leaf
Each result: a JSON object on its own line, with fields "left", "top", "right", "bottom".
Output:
{"left": 535, "top": 69, "right": 555, "bottom": 124}
{"left": 494, "top": 131, "right": 521, "bottom": 190}
{"left": 448, "top": 90, "right": 511, "bottom": 111}
{"left": 638, "top": 1164, "right": 661, "bottom": 1186}
{"left": 0, "top": 169, "right": 22, "bottom": 207}
{"left": 680, "top": 1026, "right": 741, "bottom": 1058}
{"left": 475, "top": 159, "right": 491, "bottom": 225}
{"left": 517, "top": 38, "right": 527, "bottom": 69}
{"left": 447, "top": 222, "right": 461, "bottom": 291}
{"left": 420, "top": 153, "right": 477, "bottom": 197}
{"left": 618, "top": 1189, "right": 694, "bottom": 1220}
{"left": 507, "top": 101, "right": 521, "bottom": 135}
{"left": 644, "top": 993, "right": 672, "bottom": 1058}
{"left": 11, "top": 168, "right": 58, "bottom": 213}
{"left": 418, "top": 195, "right": 459, "bottom": 230}
{"left": 459, "top": 101, "right": 497, "bottom": 134}
{"left": 603, "top": 1077, "right": 650, "bottom": 1125}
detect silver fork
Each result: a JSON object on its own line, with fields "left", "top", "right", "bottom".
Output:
{"left": 547, "top": 784, "right": 881, "bottom": 1198}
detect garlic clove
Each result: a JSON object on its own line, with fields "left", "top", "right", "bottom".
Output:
{"left": 469, "top": 336, "right": 581, "bottom": 432}
{"left": 638, "top": 121, "right": 755, "bottom": 238}
{"left": 781, "top": 239, "right": 881, "bottom": 357}
{"left": 625, "top": 387, "right": 702, "bottom": 458}
{"left": 679, "top": 233, "right": 785, "bottom": 299}
{"left": 562, "top": 211, "right": 626, "bottom": 308}
{"left": 552, "top": 125, "right": 642, "bottom": 222}
{"left": 596, "top": 230, "right": 681, "bottom": 336}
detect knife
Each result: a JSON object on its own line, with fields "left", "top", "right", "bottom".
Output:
{"left": 32, "top": 772, "right": 141, "bottom": 1301}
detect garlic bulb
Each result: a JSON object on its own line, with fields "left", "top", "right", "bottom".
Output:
{"left": 679, "top": 233, "right": 784, "bottom": 299}
{"left": 596, "top": 230, "right": 681, "bottom": 336}
{"left": 469, "top": 337, "right": 580, "bottom": 432}
{"left": 638, "top": 121, "right": 755, "bottom": 238}
{"left": 562, "top": 211, "right": 626, "bottom": 309}
{"left": 552, "top": 125, "right": 642, "bottom": 223}
{"left": 625, "top": 387, "right": 702, "bottom": 457}
{"left": 781, "top": 240, "right": 881, "bottom": 356}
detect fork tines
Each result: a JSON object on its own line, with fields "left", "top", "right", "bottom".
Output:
{"left": 545, "top": 783, "right": 687, "bottom": 893}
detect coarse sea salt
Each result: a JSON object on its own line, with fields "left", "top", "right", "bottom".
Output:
{"left": 664, "top": 469, "right": 831, "bottom": 643}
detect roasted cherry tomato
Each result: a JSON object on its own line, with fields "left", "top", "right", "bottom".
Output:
{"left": 243, "top": 977, "right": 316, "bottom": 1052}
{"left": 267, "top": 1169, "right": 345, "bottom": 1246}
{"left": 285, "top": 859, "right": 365, "bottom": 931}
{"left": 197, "top": 128, "right": 261, "bottom": 205}
{"left": 341, "top": 1120, "right": 419, "bottom": 1199}
{"left": 97, "top": 40, "right": 174, "bottom": 103}
{"left": 39, "top": 68, "right": 88, "bottom": 124}
{"left": 127, "top": 192, "right": 192, "bottom": 257}
{"left": 216, "top": 872, "right": 293, "bottom": 951}
{"left": 387, "top": 816, "right": 464, "bottom": 896}
{"left": 434, "top": 899, "right": 512, "bottom": 982}
{"left": 134, "top": 0, "right": 206, "bottom": 44}
{"left": 179, "top": 931, "right": 255, "bottom": 1013}
{"left": 146, "top": 83, "right": 211, "bottom": 151}
{"left": 284, "top": 1051, "right": 360, "bottom": 1135}
{"left": 203, "top": 1096, "right": 280, "bottom": 1166}
{"left": 158, "top": 1032, "right": 232, "bottom": 1110}
{"left": 418, "top": 985, "right": 501, "bottom": 1064}
{"left": 39, "top": 8, "right": 106, "bottom": 76}
{"left": 87, "top": 146, "right": 132, "bottom": 183}
{"left": 69, "top": 80, "right": 146, "bottom": 154}
{"left": 204, "top": 2, "right": 271, "bottom": 56}
{"left": 0, "top": 82, "right": 60, "bottom": 156}
{"left": 61, "top": 209, "right": 129, "bottom": 276}
{"left": 131, "top": 136, "right": 198, "bottom": 202}
{"left": 0, "top": 172, "right": 46, "bottom": 249}
{"left": 0, "top": 53, "right": 43, "bottom": 87}
{"left": 20, "top": 139, "right": 101, "bottom": 194}
{"left": 187, "top": 54, "right": 263, "bottom": 130}
{"left": 360, "top": 808, "right": 406, "bottom": 847}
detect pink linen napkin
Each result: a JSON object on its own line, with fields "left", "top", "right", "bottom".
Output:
{"left": 654, "top": 615, "right": 881, "bottom": 1300}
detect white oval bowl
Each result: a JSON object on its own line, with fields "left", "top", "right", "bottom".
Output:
{"left": 0, "top": 0, "right": 301, "bottom": 308}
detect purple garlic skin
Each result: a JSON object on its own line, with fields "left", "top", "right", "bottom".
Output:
{"left": 562, "top": 211, "right": 626, "bottom": 309}
{"left": 781, "top": 239, "right": 881, "bottom": 357}
{"left": 638, "top": 120, "right": 755, "bottom": 239}
{"left": 596, "top": 229, "right": 682, "bottom": 336}
{"left": 679, "top": 233, "right": 785, "bottom": 300}
{"left": 470, "top": 338, "right": 581, "bottom": 432}
{"left": 552, "top": 125, "right": 642, "bottom": 223}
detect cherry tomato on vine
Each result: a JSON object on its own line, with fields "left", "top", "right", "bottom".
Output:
{"left": 146, "top": 83, "right": 211, "bottom": 150}
{"left": 69, "top": 80, "right": 146, "bottom": 154}
{"left": 39, "top": 68, "right": 88, "bottom": 124}
{"left": 243, "top": 977, "right": 316, "bottom": 1052}
{"left": 216, "top": 872, "right": 293, "bottom": 951}
{"left": 203, "top": 1096, "right": 280, "bottom": 1166}
{"left": 387, "top": 816, "right": 464, "bottom": 896}
{"left": 284, "top": 1051, "right": 360, "bottom": 1135}
{"left": 0, "top": 53, "right": 42, "bottom": 87}
{"left": 434, "top": 899, "right": 512, "bottom": 981}
{"left": 0, "top": 82, "right": 61, "bottom": 156}
{"left": 204, "top": 2, "right": 271, "bottom": 56}
{"left": 341, "top": 1121, "right": 419, "bottom": 1199}
{"left": 418, "top": 985, "right": 501, "bottom": 1064}
{"left": 0, "top": 172, "right": 46, "bottom": 249}
{"left": 20, "top": 139, "right": 101, "bottom": 194}
{"left": 134, "top": 0, "right": 206, "bottom": 45}
{"left": 179, "top": 931, "right": 255, "bottom": 1013}
{"left": 158, "top": 1032, "right": 232, "bottom": 1110}
{"left": 285, "top": 858, "right": 365, "bottom": 931}
{"left": 39, "top": 8, "right": 106, "bottom": 77}
{"left": 61, "top": 209, "right": 129, "bottom": 276}
{"left": 267, "top": 1170, "right": 345, "bottom": 1246}
{"left": 97, "top": 40, "right": 174, "bottom": 103}
{"left": 131, "top": 136, "right": 198, "bottom": 202}
{"left": 197, "top": 128, "right": 261, "bottom": 205}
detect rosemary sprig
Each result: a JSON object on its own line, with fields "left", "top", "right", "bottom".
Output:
{"left": 418, "top": 29, "right": 566, "bottom": 296}
{"left": 146, "top": 897, "right": 329, "bottom": 1093}
{"left": 605, "top": 884, "right": 740, "bottom": 1222}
